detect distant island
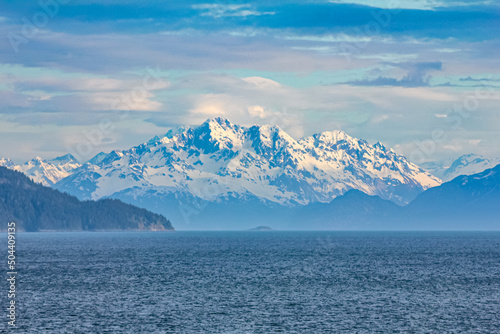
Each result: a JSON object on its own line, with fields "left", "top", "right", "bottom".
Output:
{"left": 0, "top": 167, "right": 174, "bottom": 232}
{"left": 248, "top": 226, "right": 274, "bottom": 231}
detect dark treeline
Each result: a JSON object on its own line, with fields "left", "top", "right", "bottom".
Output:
{"left": 0, "top": 167, "right": 174, "bottom": 232}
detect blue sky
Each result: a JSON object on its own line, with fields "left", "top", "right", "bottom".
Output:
{"left": 0, "top": 0, "right": 499, "bottom": 163}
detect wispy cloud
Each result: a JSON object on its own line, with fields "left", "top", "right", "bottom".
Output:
{"left": 0, "top": 1, "right": 499, "bottom": 161}
{"left": 459, "top": 76, "right": 500, "bottom": 82}
{"left": 192, "top": 4, "right": 275, "bottom": 18}
{"left": 346, "top": 62, "right": 443, "bottom": 87}
{"left": 327, "top": 0, "right": 495, "bottom": 10}
{"left": 284, "top": 33, "right": 375, "bottom": 43}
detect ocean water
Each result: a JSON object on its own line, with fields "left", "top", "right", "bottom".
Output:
{"left": 1, "top": 231, "right": 500, "bottom": 333}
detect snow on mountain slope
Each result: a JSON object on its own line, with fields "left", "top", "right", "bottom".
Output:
{"left": 0, "top": 158, "right": 14, "bottom": 168}
{"left": 0, "top": 154, "right": 81, "bottom": 186}
{"left": 421, "top": 154, "right": 500, "bottom": 182}
{"left": 86, "top": 152, "right": 109, "bottom": 165}
{"left": 54, "top": 117, "right": 440, "bottom": 206}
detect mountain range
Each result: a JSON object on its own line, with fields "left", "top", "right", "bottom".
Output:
{"left": 0, "top": 154, "right": 80, "bottom": 186}
{"left": 420, "top": 154, "right": 500, "bottom": 182}
{"left": 403, "top": 164, "right": 500, "bottom": 229}
{"left": 293, "top": 164, "right": 500, "bottom": 230}
{"left": 1, "top": 118, "right": 498, "bottom": 230}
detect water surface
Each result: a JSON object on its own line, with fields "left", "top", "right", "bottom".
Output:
{"left": 1, "top": 231, "right": 499, "bottom": 333}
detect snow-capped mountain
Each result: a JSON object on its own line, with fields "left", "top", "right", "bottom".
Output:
{"left": 1, "top": 118, "right": 443, "bottom": 228}
{"left": 0, "top": 154, "right": 81, "bottom": 186}
{"left": 54, "top": 118, "right": 439, "bottom": 209}
{"left": 421, "top": 154, "right": 500, "bottom": 182}
{"left": 0, "top": 158, "right": 14, "bottom": 168}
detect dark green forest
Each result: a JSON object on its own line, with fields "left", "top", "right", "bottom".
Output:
{"left": 0, "top": 167, "right": 174, "bottom": 232}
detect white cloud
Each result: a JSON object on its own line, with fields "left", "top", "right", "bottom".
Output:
{"left": 434, "top": 48, "right": 462, "bottom": 53}
{"left": 192, "top": 4, "right": 275, "bottom": 18}
{"left": 443, "top": 144, "right": 462, "bottom": 151}
{"left": 327, "top": 0, "right": 493, "bottom": 10}
{"left": 327, "top": 0, "right": 436, "bottom": 10}
{"left": 247, "top": 105, "right": 268, "bottom": 118}
{"left": 87, "top": 91, "right": 163, "bottom": 111}
{"left": 242, "top": 76, "right": 281, "bottom": 89}
{"left": 356, "top": 53, "right": 418, "bottom": 61}
{"left": 0, "top": 70, "right": 170, "bottom": 113}
{"left": 385, "top": 87, "right": 455, "bottom": 102}
{"left": 285, "top": 33, "right": 374, "bottom": 43}
{"left": 17, "top": 76, "right": 169, "bottom": 92}
{"left": 188, "top": 94, "right": 230, "bottom": 117}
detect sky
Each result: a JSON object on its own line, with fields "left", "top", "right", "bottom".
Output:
{"left": 0, "top": 0, "right": 499, "bottom": 164}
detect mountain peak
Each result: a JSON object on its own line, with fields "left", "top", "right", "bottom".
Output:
{"left": 1, "top": 154, "right": 82, "bottom": 187}
{"left": 31, "top": 156, "right": 45, "bottom": 165}
{"left": 301, "top": 130, "right": 362, "bottom": 150}
{"left": 421, "top": 154, "right": 500, "bottom": 182}
{"left": 190, "top": 118, "right": 244, "bottom": 153}
{"left": 165, "top": 126, "right": 189, "bottom": 139}
{"left": 373, "top": 141, "right": 386, "bottom": 150}
{"left": 251, "top": 123, "right": 291, "bottom": 140}
{"left": 204, "top": 117, "right": 234, "bottom": 129}
{"left": 455, "top": 153, "right": 486, "bottom": 164}
{"left": 312, "top": 130, "right": 355, "bottom": 144}
{"left": 86, "top": 152, "right": 109, "bottom": 165}
{"left": 247, "top": 123, "right": 298, "bottom": 157}
{"left": 50, "top": 154, "right": 79, "bottom": 164}
{"left": 0, "top": 158, "right": 14, "bottom": 168}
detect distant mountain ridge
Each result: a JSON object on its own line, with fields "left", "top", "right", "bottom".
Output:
{"left": 403, "top": 163, "right": 500, "bottom": 229}
{"left": 0, "top": 166, "right": 174, "bottom": 232}
{"left": 2, "top": 118, "right": 440, "bottom": 207}
{"left": 1, "top": 117, "right": 445, "bottom": 229}
{"left": 0, "top": 161, "right": 498, "bottom": 230}
{"left": 0, "top": 154, "right": 81, "bottom": 186}
{"left": 298, "top": 164, "right": 500, "bottom": 230}
{"left": 421, "top": 154, "right": 500, "bottom": 182}
{"left": 3, "top": 118, "right": 499, "bottom": 230}
{"left": 294, "top": 189, "right": 401, "bottom": 230}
